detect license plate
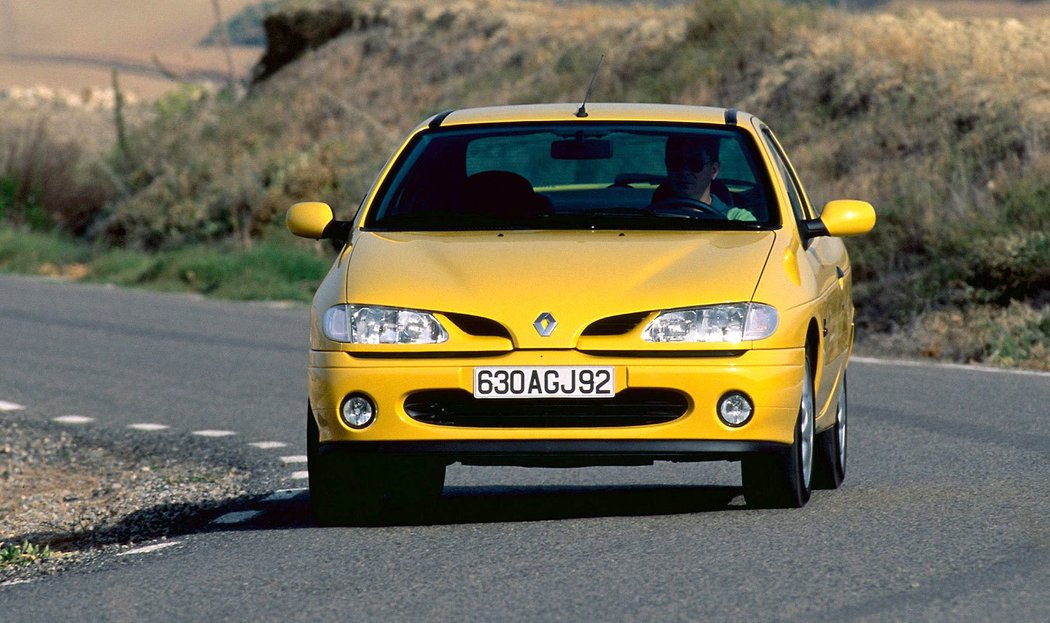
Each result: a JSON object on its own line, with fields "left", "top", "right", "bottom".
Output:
{"left": 473, "top": 366, "right": 615, "bottom": 399}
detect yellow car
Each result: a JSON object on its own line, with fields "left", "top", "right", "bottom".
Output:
{"left": 288, "top": 103, "right": 875, "bottom": 523}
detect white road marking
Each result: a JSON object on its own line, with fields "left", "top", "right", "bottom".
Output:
{"left": 280, "top": 455, "right": 307, "bottom": 464}
{"left": 249, "top": 441, "right": 287, "bottom": 449}
{"left": 211, "top": 510, "right": 262, "bottom": 525}
{"left": 127, "top": 423, "right": 170, "bottom": 431}
{"left": 0, "top": 578, "right": 33, "bottom": 587}
{"left": 53, "top": 415, "right": 94, "bottom": 424}
{"left": 0, "top": 400, "right": 26, "bottom": 411}
{"left": 116, "top": 541, "right": 180, "bottom": 557}
{"left": 290, "top": 470, "right": 309, "bottom": 480}
{"left": 191, "top": 430, "right": 236, "bottom": 437}
{"left": 852, "top": 355, "right": 1050, "bottom": 378}
{"left": 262, "top": 488, "right": 307, "bottom": 503}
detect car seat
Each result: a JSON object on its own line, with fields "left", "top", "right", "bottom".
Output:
{"left": 462, "top": 171, "right": 552, "bottom": 219}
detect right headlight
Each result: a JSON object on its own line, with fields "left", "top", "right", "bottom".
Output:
{"left": 323, "top": 304, "right": 449, "bottom": 344}
{"left": 642, "top": 303, "right": 778, "bottom": 344}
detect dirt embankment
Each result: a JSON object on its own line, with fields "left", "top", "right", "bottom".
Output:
{"left": 0, "top": 414, "right": 265, "bottom": 583}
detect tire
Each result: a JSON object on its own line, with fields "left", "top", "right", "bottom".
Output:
{"left": 741, "top": 351, "right": 815, "bottom": 508}
{"left": 308, "top": 405, "right": 364, "bottom": 525}
{"left": 307, "top": 404, "right": 445, "bottom": 526}
{"left": 813, "top": 373, "right": 847, "bottom": 490}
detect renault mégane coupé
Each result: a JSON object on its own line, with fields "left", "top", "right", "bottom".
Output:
{"left": 287, "top": 103, "right": 875, "bottom": 523}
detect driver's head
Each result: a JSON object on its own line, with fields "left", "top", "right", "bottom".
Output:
{"left": 665, "top": 134, "right": 720, "bottom": 200}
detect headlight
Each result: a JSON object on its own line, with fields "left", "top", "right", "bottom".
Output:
{"left": 642, "top": 303, "right": 778, "bottom": 343}
{"left": 323, "top": 305, "right": 449, "bottom": 344}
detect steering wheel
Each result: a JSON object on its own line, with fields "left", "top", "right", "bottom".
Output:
{"left": 645, "top": 196, "right": 721, "bottom": 217}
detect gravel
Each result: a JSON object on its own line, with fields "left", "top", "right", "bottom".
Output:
{"left": 0, "top": 414, "right": 281, "bottom": 584}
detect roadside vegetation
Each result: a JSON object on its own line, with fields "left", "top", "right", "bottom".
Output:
{"left": 0, "top": 540, "right": 55, "bottom": 567}
{"left": 0, "top": 227, "right": 328, "bottom": 302}
{"left": 2, "top": 0, "right": 1049, "bottom": 370}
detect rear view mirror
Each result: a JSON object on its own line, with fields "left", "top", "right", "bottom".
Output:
{"left": 551, "top": 138, "right": 612, "bottom": 160}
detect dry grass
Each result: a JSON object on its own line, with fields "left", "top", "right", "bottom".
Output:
{"left": 885, "top": 0, "right": 1050, "bottom": 18}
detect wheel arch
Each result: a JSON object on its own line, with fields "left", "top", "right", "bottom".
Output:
{"left": 802, "top": 321, "right": 818, "bottom": 374}
{"left": 805, "top": 319, "right": 821, "bottom": 389}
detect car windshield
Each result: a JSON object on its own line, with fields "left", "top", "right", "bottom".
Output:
{"left": 365, "top": 123, "right": 778, "bottom": 231}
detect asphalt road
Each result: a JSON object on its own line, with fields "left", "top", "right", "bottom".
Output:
{"left": 1, "top": 274, "right": 1048, "bottom": 622}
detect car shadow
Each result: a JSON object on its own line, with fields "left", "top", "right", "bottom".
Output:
{"left": 11, "top": 483, "right": 746, "bottom": 553}
{"left": 238, "top": 482, "right": 747, "bottom": 530}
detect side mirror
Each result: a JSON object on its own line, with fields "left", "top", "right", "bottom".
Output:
{"left": 802, "top": 200, "right": 876, "bottom": 239}
{"left": 287, "top": 202, "right": 333, "bottom": 239}
{"left": 286, "top": 201, "right": 352, "bottom": 242}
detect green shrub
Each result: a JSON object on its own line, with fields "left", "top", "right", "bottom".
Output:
{"left": 0, "top": 541, "right": 53, "bottom": 567}
{"left": 985, "top": 307, "right": 1050, "bottom": 368}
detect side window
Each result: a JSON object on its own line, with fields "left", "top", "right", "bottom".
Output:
{"left": 760, "top": 129, "right": 808, "bottom": 224}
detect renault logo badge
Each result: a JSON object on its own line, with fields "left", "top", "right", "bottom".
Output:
{"left": 533, "top": 312, "right": 557, "bottom": 337}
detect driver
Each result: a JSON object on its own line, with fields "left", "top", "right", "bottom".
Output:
{"left": 655, "top": 135, "right": 756, "bottom": 221}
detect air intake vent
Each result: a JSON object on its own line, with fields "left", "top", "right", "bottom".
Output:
{"left": 404, "top": 388, "right": 688, "bottom": 428}
{"left": 581, "top": 311, "right": 651, "bottom": 336}
{"left": 444, "top": 313, "right": 512, "bottom": 339}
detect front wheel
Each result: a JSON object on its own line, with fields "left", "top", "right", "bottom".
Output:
{"left": 813, "top": 373, "right": 847, "bottom": 489}
{"left": 741, "top": 351, "right": 815, "bottom": 508}
{"left": 307, "top": 405, "right": 445, "bottom": 526}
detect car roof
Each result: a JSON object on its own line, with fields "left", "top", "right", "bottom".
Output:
{"left": 424, "top": 103, "right": 755, "bottom": 129}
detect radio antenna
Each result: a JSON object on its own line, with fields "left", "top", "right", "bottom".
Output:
{"left": 575, "top": 54, "right": 605, "bottom": 118}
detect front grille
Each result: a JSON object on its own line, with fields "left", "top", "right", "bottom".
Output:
{"left": 582, "top": 311, "right": 652, "bottom": 336}
{"left": 404, "top": 388, "right": 688, "bottom": 428}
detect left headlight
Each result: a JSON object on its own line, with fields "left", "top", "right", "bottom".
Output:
{"left": 642, "top": 303, "right": 778, "bottom": 343}
{"left": 323, "top": 305, "right": 449, "bottom": 344}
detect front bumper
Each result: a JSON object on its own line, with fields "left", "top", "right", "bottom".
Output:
{"left": 317, "top": 439, "right": 789, "bottom": 467}
{"left": 308, "top": 348, "right": 805, "bottom": 453}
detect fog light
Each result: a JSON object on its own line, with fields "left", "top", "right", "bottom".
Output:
{"left": 718, "top": 392, "right": 753, "bottom": 427}
{"left": 341, "top": 394, "right": 376, "bottom": 429}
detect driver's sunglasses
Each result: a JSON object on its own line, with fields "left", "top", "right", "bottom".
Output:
{"left": 666, "top": 152, "right": 714, "bottom": 172}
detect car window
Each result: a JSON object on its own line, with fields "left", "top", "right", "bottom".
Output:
{"left": 367, "top": 123, "right": 779, "bottom": 231}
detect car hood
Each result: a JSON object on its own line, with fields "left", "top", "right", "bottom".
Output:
{"left": 344, "top": 230, "right": 776, "bottom": 349}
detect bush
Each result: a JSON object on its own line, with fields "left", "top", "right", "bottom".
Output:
{"left": 0, "top": 117, "right": 114, "bottom": 233}
{"left": 860, "top": 301, "right": 1050, "bottom": 370}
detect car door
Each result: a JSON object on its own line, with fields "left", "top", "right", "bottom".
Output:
{"left": 758, "top": 126, "right": 847, "bottom": 419}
